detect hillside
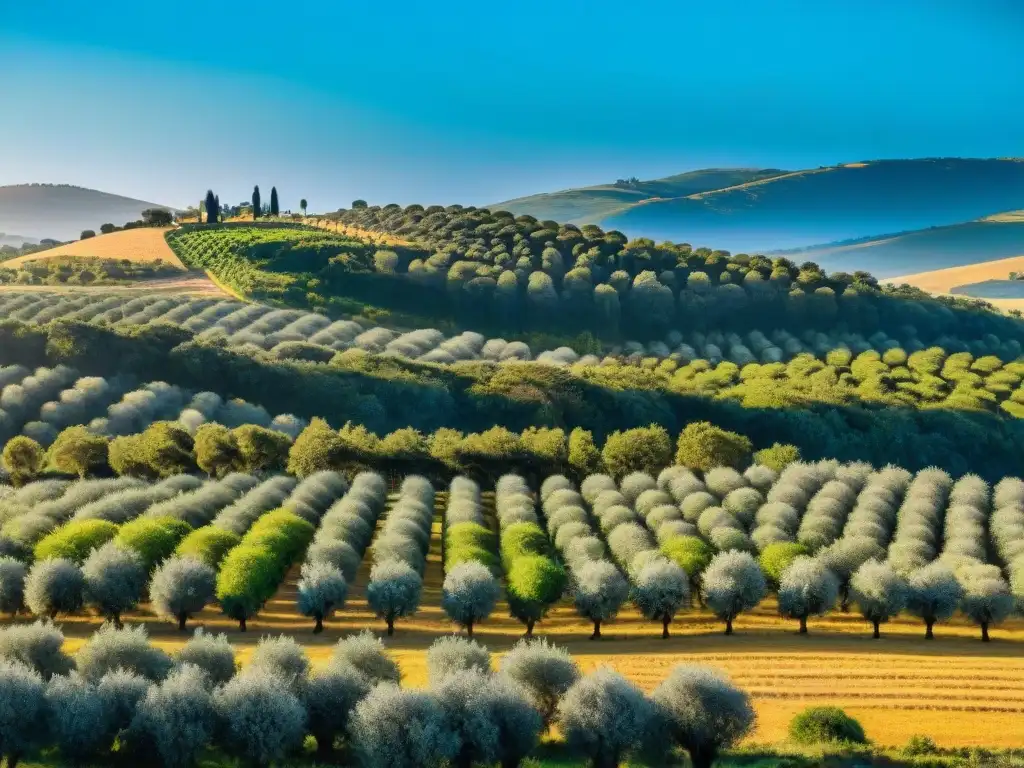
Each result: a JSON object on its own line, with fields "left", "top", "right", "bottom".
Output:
{"left": 0, "top": 183, "right": 177, "bottom": 241}
{"left": 778, "top": 210, "right": 1024, "bottom": 278}
{"left": 491, "top": 167, "right": 787, "bottom": 224}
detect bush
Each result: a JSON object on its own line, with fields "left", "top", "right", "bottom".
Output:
{"left": 248, "top": 635, "right": 310, "bottom": 694}
{"left": 366, "top": 559, "right": 422, "bottom": 636}
{"left": 498, "top": 637, "right": 579, "bottom": 730}
{"left": 348, "top": 684, "right": 459, "bottom": 768}
{"left": 441, "top": 561, "right": 500, "bottom": 637}
{"left": 82, "top": 542, "right": 146, "bottom": 626}
{"left": 304, "top": 662, "right": 370, "bottom": 757}
{"left": 46, "top": 671, "right": 110, "bottom": 764}
{"left": 149, "top": 556, "right": 216, "bottom": 631}
{"left": 631, "top": 559, "right": 690, "bottom": 638}
{"left": 175, "top": 629, "right": 236, "bottom": 686}
{"left": 759, "top": 541, "right": 810, "bottom": 589}
{"left": 35, "top": 519, "right": 118, "bottom": 564}
{"left": 789, "top": 706, "right": 867, "bottom": 745}
{"left": 174, "top": 526, "right": 240, "bottom": 569}
{"left": 701, "top": 550, "right": 767, "bottom": 634}
{"left": 0, "top": 659, "right": 49, "bottom": 765}
{"left": 115, "top": 516, "right": 193, "bottom": 572}
{"left": 0, "top": 619, "right": 74, "bottom": 679}
{"left": 128, "top": 664, "right": 214, "bottom": 768}
{"left": 329, "top": 629, "right": 400, "bottom": 685}
{"left": 25, "top": 557, "right": 84, "bottom": 618}
{"left": 601, "top": 425, "right": 672, "bottom": 477}
{"left": 425, "top": 635, "right": 490, "bottom": 684}
{"left": 97, "top": 668, "right": 151, "bottom": 746}
{"left": 660, "top": 536, "right": 713, "bottom": 601}
{"left": 753, "top": 443, "right": 801, "bottom": 471}
{"left": 213, "top": 667, "right": 307, "bottom": 766}
{"left": 505, "top": 554, "right": 567, "bottom": 636}
{"left": 2, "top": 435, "right": 45, "bottom": 486}
{"left": 76, "top": 623, "right": 173, "bottom": 682}
{"left": 0, "top": 556, "right": 26, "bottom": 615}
{"left": 573, "top": 560, "right": 629, "bottom": 640}
{"left": 652, "top": 665, "right": 755, "bottom": 768}
{"left": 296, "top": 561, "right": 348, "bottom": 633}
{"left": 675, "top": 422, "right": 752, "bottom": 472}
{"left": 557, "top": 667, "right": 652, "bottom": 768}
{"left": 777, "top": 556, "right": 840, "bottom": 633}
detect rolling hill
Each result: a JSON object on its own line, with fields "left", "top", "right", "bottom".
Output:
{"left": 0, "top": 183, "right": 177, "bottom": 242}
{"left": 495, "top": 158, "right": 1024, "bottom": 255}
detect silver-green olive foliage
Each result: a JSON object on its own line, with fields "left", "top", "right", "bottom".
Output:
{"left": 573, "top": 560, "right": 629, "bottom": 638}
{"left": 651, "top": 665, "right": 755, "bottom": 768}
{"left": 82, "top": 542, "right": 146, "bottom": 626}
{"left": 498, "top": 638, "right": 579, "bottom": 729}
{"left": 0, "top": 556, "right": 26, "bottom": 615}
{"left": 631, "top": 559, "right": 690, "bottom": 638}
{"left": 304, "top": 662, "right": 371, "bottom": 756}
{"left": 777, "top": 556, "right": 839, "bottom": 633}
{"left": 175, "top": 629, "right": 236, "bottom": 687}
{"left": 0, "top": 659, "right": 49, "bottom": 763}
{"left": 366, "top": 559, "right": 423, "bottom": 635}
{"left": 906, "top": 562, "right": 963, "bottom": 638}
{"left": 213, "top": 667, "right": 308, "bottom": 767}
{"left": 248, "top": 635, "right": 310, "bottom": 694}
{"left": 557, "top": 667, "right": 652, "bottom": 768}
{"left": 850, "top": 560, "right": 909, "bottom": 638}
{"left": 296, "top": 561, "right": 348, "bottom": 633}
{"left": 348, "top": 684, "right": 459, "bottom": 768}
{"left": 441, "top": 561, "right": 500, "bottom": 635}
{"left": 46, "top": 671, "right": 111, "bottom": 764}
{"left": 149, "top": 556, "right": 216, "bottom": 631}
{"left": 76, "top": 623, "right": 173, "bottom": 683}
{"left": 128, "top": 663, "right": 215, "bottom": 768}
{"left": 25, "top": 557, "right": 85, "bottom": 618}
{"left": 959, "top": 564, "right": 1015, "bottom": 641}
{"left": 0, "top": 619, "right": 74, "bottom": 679}
{"left": 329, "top": 629, "right": 401, "bottom": 685}
{"left": 426, "top": 635, "right": 491, "bottom": 684}
{"left": 701, "top": 551, "right": 767, "bottom": 634}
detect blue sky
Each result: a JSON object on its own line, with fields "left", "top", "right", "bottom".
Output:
{"left": 2, "top": 0, "right": 1022, "bottom": 211}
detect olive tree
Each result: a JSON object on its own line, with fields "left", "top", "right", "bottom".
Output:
{"left": 906, "top": 562, "right": 963, "bottom": 639}
{"left": 175, "top": 629, "right": 236, "bottom": 686}
{"left": 0, "top": 556, "right": 27, "bottom": 616}
{"left": 25, "top": 557, "right": 84, "bottom": 618}
{"left": 96, "top": 669, "right": 150, "bottom": 747}
{"left": 46, "top": 672, "right": 111, "bottom": 765}
{"left": 632, "top": 559, "right": 690, "bottom": 638}
{"left": 330, "top": 629, "right": 401, "bottom": 684}
{"left": 304, "top": 662, "right": 370, "bottom": 758}
{"left": 441, "top": 561, "right": 500, "bottom": 637}
{"left": 850, "top": 560, "right": 909, "bottom": 639}
{"left": 0, "top": 620, "right": 74, "bottom": 679}
{"left": 959, "top": 564, "right": 1015, "bottom": 642}
{"left": 82, "top": 542, "right": 146, "bottom": 628}
{"left": 651, "top": 665, "right": 755, "bottom": 768}
{"left": 425, "top": 635, "right": 490, "bottom": 684}
{"left": 213, "top": 667, "right": 307, "bottom": 767}
{"left": 128, "top": 663, "right": 215, "bottom": 768}
{"left": 296, "top": 561, "right": 348, "bottom": 633}
{"left": 573, "top": 560, "right": 629, "bottom": 640}
{"left": 0, "top": 659, "right": 49, "bottom": 768}
{"left": 248, "top": 635, "right": 310, "bottom": 694}
{"left": 556, "top": 667, "right": 652, "bottom": 768}
{"left": 819, "top": 536, "right": 885, "bottom": 611}
{"left": 499, "top": 638, "right": 579, "bottom": 731}
{"left": 366, "top": 559, "right": 423, "bottom": 636}
{"left": 149, "top": 556, "right": 216, "bottom": 631}
{"left": 76, "top": 623, "right": 173, "bottom": 682}
{"left": 777, "top": 557, "right": 839, "bottom": 634}
{"left": 701, "top": 551, "right": 767, "bottom": 634}
{"left": 348, "top": 684, "right": 459, "bottom": 768}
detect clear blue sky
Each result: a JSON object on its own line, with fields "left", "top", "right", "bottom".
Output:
{"left": 2, "top": 0, "right": 1022, "bottom": 211}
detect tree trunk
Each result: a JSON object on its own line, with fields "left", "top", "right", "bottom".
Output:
{"left": 455, "top": 750, "right": 473, "bottom": 768}
{"left": 872, "top": 619, "right": 880, "bottom": 639}
{"left": 177, "top": 613, "right": 188, "bottom": 632}
{"left": 387, "top": 618, "right": 395, "bottom": 637}
{"left": 239, "top": 617, "right": 247, "bottom": 632}
{"left": 925, "top": 619, "right": 934, "bottom": 639}
{"left": 590, "top": 620, "right": 601, "bottom": 640}
{"left": 9, "top": 753, "right": 22, "bottom": 768}
{"left": 690, "top": 746, "right": 716, "bottom": 768}
{"left": 725, "top": 617, "right": 733, "bottom": 635}
{"left": 314, "top": 730, "right": 333, "bottom": 759}
{"left": 662, "top": 614, "right": 671, "bottom": 639}
{"left": 799, "top": 615, "right": 808, "bottom": 634}
{"left": 840, "top": 584, "right": 850, "bottom": 612}
{"left": 525, "top": 619, "right": 535, "bottom": 638}
{"left": 982, "top": 622, "right": 990, "bottom": 642}
{"left": 314, "top": 615, "right": 324, "bottom": 634}
{"left": 113, "top": 613, "right": 123, "bottom": 630}
{"left": 466, "top": 619, "right": 474, "bottom": 638}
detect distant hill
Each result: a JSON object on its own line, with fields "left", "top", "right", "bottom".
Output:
{"left": 0, "top": 232, "right": 37, "bottom": 248}
{"left": 496, "top": 158, "right": 1024, "bottom": 254}
{"left": 0, "top": 184, "right": 177, "bottom": 242}
{"left": 491, "top": 168, "right": 788, "bottom": 224}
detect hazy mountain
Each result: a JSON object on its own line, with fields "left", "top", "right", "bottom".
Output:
{"left": 0, "top": 184, "right": 177, "bottom": 242}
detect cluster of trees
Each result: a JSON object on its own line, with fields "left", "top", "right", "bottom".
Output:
{"left": 250, "top": 185, "right": 283, "bottom": 219}
{"left": 0, "top": 621, "right": 761, "bottom": 768}
{"left": 0, "top": 255, "right": 183, "bottom": 288}
{"left": 77, "top": 207, "right": 176, "bottom": 241}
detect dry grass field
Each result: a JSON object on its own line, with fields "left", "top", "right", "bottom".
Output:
{"left": 6, "top": 227, "right": 184, "bottom": 267}
{"left": 886, "top": 254, "right": 1024, "bottom": 312}
{"left": 27, "top": 492, "right": 1023, "bottom": 751}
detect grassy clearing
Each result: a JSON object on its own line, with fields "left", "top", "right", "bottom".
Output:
{"left": 6, "top": 227, "right": 185, "bottom": 267}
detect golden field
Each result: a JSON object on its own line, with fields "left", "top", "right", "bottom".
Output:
{"left": 6, "top": 227, "right": 184, "bottom": 267}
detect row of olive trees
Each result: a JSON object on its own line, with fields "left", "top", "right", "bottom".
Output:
{"left": 0, "top": 620, "right": 755, "bottom": 768}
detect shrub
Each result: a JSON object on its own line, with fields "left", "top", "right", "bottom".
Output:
{"left": 497, "top": 638, "right": 579, "bottom": 730}
{"left": 296, "top": 561, "right": 348, "bottom": 633}
{"left": 0, "top": 659, "right": 49, "bottom": 766}
{"left": 213, "top": 667, "right": 307, "bottom": 766}
{"left": 701, "top": 551, "right": 767, "bottom": 634}
{"left": 753, "top": 443, "right": 801, "bottom": 471}
{"left": 76, "top": 623, "right": 172, "bottom": 682}
{"left": 557, "top": 667, "right": 652, "bottom": 768}
{"left": 48, "top": 426, "right": 109, "bottom": 478}
{"left": 675, "top": 422, "right": 752, "bottom": 472}
{"left": 128, "top": 663, "right": 215, "bottom": 768}
{"left": 0, "top": 556, "right": 26, "bottom": 615}
{"left": 505, "top": 554, "right": 567, "bottom": 636}
{"left": 46, "top": 671, "right": 110, "bottom": 764}
{"left": 115, "top": 516, "right": 193, "bottom": 572}
{"left": 174, "top": 526, "right": 240, "bottom": 569}
{"left": 631, "top": 559, "right": 690, "bottom": 638}
{"left": 0, "top": 619, "right": 74, "bottom": 679}
{"left": 2, "top": 435, "right": 45, "bottom": 486}
{"left": 348, "top": 684, "right": 459, "bottom": 768}
{"left": 789, "top": 706, "right": 867, "bottom": 745}
{"left": 777, "top": 556, "right": 840, "bottom": 633}
{"left": 601, "top": 425, "right": 672, "bottom": 477}
{"left": 25, "top": 557, "right": 84, "bottom": 618}
{"left": 652, "top": 665, "right": 755, "bottom": 768}
{"left": 330, "top": 629, "right": 400, "bottom": 684}
{"left": 304, "top": 662, "right": 371, "bottom": 757}
{"left": 661, "top": 536, "right": 714, "bottom": 603}
{"left": 248, "top": 635, "right": 310, "bottom": 694}
{"left": 35, "top": 519, "right": 118, "bottom": 564}
{"left": 426, "top": 635, "right": 491, "bottom": 683}
{"left": 97, "top": 668, "right": 151, "bottom": 746}
{"left": 149, "top": 556, "right": 216, "bottom": 631}
{"left": 366, "top": 559, "right": 423, "bottom": 635}
{"left": 573, "top": 560, "right": 629, "bottom": 640}
{"left": 82, "top": 541, "right": 146, "bottom": 627}
{"left": 175, "top": 629, "right": 236, "bottom": 686}
{"left": 759, "top": 541, "right": 809, "bottom": 589}
{"left": 441, "top": 561, "right": 500, "bottom": 637}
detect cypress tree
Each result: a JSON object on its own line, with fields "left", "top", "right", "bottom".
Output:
{"left": 252, "top": 186, "right": 261, "bottom": 220}
{"left": 204, "top": 190, "right": 217, "bottom": 224}
{"left": 214, "top": 195, "right": 220, "bottom": 222}
{"left": 270, "top": 187, "right": 280, "bottom": 216}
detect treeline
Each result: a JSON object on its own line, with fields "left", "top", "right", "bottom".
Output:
{"left": 0, "top": 256, "right": 182, "bottom": 287}
{"left": 2, "top": 317, "right": 1024, "bottom": 479}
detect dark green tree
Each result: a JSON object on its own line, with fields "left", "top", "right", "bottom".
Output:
{"left": 300, "top": 199, "right": 308, "bottom": 217}
{"left": 252, "top": 186, "right": 261, "bottom": 220}
{"left": 270, "top": 187, "right": 280, "bottom": 216}
{"left": 204, "top": 190, "right": 218, "bottom": 224}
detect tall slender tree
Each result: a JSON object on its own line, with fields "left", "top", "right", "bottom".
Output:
{"left": 204, "top": 190, "right": 218, "bottom": 224}
{"left": 270, "top": 187, "right": 280, "bottom": 216}
{"left": 252, "top": 186, "right": 261, "bottom": 219}
{"left": 214, "top": 195, "right": 220, "bottom": 221}
{"left": 300, "top": 199, "right": 308, "bottom": 217}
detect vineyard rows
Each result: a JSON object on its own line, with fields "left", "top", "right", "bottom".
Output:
{"left": 0, "top": 363, "right": 306, "bottom": 447}
{"left": 2, "top": 289, "right": 1022, "bottom": 369}
{"left": 1, "top": 460, "right": 1020, "bottom": 638}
